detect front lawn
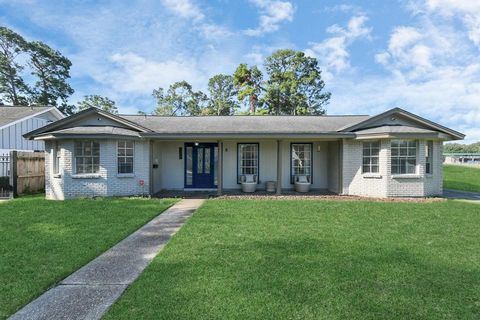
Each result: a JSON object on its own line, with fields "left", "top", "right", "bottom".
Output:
{"left": 0, "top": 195, "right": 176, "bottom": 319}
{"left": 106, "top": 200, "right": 480, "bottom": 320}
{"left": 444, "top": 164, "right": 480, "bottom": 192}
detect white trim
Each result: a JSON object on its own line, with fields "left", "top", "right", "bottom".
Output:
{"left": 391, "top": 174, "right": 422, "bottom": 179}
{"left": 0, "top": 107, "right": 64, "bottom": 131}
{"left": 117, "top": 140, "right": 135, "bottom": 175}
{"left": 71, "top": 174, "right": 101, "bottom": 179}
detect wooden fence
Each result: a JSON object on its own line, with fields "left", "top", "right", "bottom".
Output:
{"left": 11, "top": 151, "right": 45, "bottom": 197}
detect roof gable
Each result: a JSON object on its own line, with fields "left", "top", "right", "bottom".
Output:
{"left": 24, "top": 107, "right": 152, "bottom": 139}
{"left": 340, "top": 107, "right": 465, "bottom": 140}
{"left": 0, "top": 106, "right": 64, "bottom": 129}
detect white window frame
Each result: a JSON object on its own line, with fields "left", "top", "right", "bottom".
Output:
{"left": 290, "top": 143, "right": 312, "bottom": 184}
{"left": 237, "top": 143, "right": 259, "bottom": 183}
{"left": 74, "top": 141, "right": 100, "bottom": 174}
{"left": 117, "top": 140, "right": 134, "bottom": 174}
{"left": 425, "top": 141, "right": 433, "bottom": 175}
{"left": 53, "top": 142, "right": 61, "bottom": 175}
{"left": 362, "top": 141, "right": 380, "bottom": 173}
{"left": 391, "top": 140, "right": 417, "bottom": 175}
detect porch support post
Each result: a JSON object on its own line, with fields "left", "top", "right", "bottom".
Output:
{"left": 217, "top": 140, "right": 223, "bottom": 196}
{"left": 276, "top": 140, "right": 282, "bottom": 195}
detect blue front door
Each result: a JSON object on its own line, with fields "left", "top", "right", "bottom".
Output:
{"left": 184, "top": 143, "right": 218, "bottom": 188}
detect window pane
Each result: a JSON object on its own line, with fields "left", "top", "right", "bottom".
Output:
{"left": 391, "top": 140, "right": 418, "bottom": 175}
{"left": 186, "top": 147, "right": 193, "bottom": 185}
{"left": 291, "top": 144, "right": 312, "bottom": 183}
{"left": 197, "top": 148, "right": 204, "bottom": 174}
{"left": 92, "top": 142, "right": 100, "bottom": 156}
{"left": 205, "top": 149, "right": 211, "bottom": 174}
{"left": 362, "top": 141, "right": 380, "bottom": 174}
{"left": 75, "top": 142, "right": 83, "bottom": 156}
{"left": 238, "top": 144, "right": 258, "bottom": 182}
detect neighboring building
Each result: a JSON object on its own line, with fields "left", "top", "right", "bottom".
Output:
{"left": 444, "top": 153, "right": 480, "bottom": 165}
{"left": 0, "top": 106, "right": 64, "bottom": 153}
{"left": 24, "top": 107, "right": 464, "bottom": 200}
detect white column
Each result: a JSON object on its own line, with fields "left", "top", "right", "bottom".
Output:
{"left": 217, "top": 141, "right": 223, "bottom": 196}
{"left": 276, "top": 140, "right": 282, "bottom": 195}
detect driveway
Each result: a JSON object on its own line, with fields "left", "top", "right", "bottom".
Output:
{"left": 443, "top": 189, "right": 480, "bottom": 202}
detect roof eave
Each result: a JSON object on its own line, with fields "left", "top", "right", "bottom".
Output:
{"left": 354, "top": 132, "right": 460, "bottom": 140}
{"left": 139, "top": 132, "right": 355, "bottom": 139}
{"left": 339, "top": 107, "right": 465, "bottom": 140}
{"left": 24, "top": 108, "right": 153, "bottom": 140}
{"left": 33, "top": 133, "right": 142, "bottom": 140}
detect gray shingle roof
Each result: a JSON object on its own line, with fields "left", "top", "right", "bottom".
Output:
{"left": 0, "top": 106, "right": 51, "bottom": 127}
{"left": 121, "top": 115, "right": 370, "bottom": 134}
{"left": 354, "top": 125, "right": 437, "bottom": 135}
{"left": 48, "top": 126, "right": 141, "bottom": 137}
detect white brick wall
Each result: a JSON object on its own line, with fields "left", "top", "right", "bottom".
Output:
{"left": 45, "top": 139, "right": 150, "bottom": 200}
{"left": 342, "top": 139, "right": 389, "bottom": 197}
{"left": 45, "top": 137, "right": 444, "bottom": 199}
{"left": 342, "top": 139, "right": 443, "bottom": 198}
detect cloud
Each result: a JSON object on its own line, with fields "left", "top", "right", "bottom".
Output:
{"left": 160, "top": 0, "right": 232, "bottom": 39}
{"left": 244, "top": 0, "right": 295, "bottom": 36}
{"left": 305, "top": 15, "right": 371, "bottom": 74}
{"left": 326, "top": 1, "right": 480, "bottom": 143}
{"left": 106, "top": 53, "right": 202, "bottom": 94}
{"left": 160, "top": 0, "right": 204, "bottom": 21}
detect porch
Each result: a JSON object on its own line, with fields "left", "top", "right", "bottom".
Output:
{"left": 150, "top": 139, "right": 342, "bottom": 196}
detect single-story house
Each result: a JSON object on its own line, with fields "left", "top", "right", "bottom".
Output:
{"left": 24, "top": 107, "right": 464, "bottom": 200}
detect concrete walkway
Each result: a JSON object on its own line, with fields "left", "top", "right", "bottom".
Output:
{"left": 443, "top": 189, "right": 480, "bottom": 202}
{"left": 10, "top": 199, "right": 204, "bottom": 320}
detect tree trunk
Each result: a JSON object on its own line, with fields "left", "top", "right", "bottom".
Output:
{"left": 7, "top": 70, "right": 18, "bottom": 105}
{"left": 249, "top": 94, "right": 257, "bottom": 114}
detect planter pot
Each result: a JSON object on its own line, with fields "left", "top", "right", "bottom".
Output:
{"left": 265, "top": 181, "right": 276, "bottom": 193}
{"left": 241, "top": 182, "right": 257, "bottom": 193}
{"left": 295, "top": 182, "right": 311, "bottom": 193}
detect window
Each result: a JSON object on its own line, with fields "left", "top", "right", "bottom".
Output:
{"left": 117, "top": 141, "right": 134, "bottom": 174}
{"left": 185, "top": 146, "right": 193, "bottom": 186}
{"left": 237, "top": 143, "right": 259, "bottom": 183}
{"left": 75, "top": 141, "right": 100, "bottom": 174}
{"left": 362, "top": 141, "right": 380, "bottom": 173}
{"left": 425, "top": 141, "right": 433, "bottom": 174}
{"left": 53, "top": 142, "right": 61, "bottom": 174}
{"left": 291, "top": 143, "right": 312, "bottom": 183}
{"left": 391, "top": 140, "right": 417, "bottom": 174}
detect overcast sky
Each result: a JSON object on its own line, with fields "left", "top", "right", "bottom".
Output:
{"left": 1, "top": 0, "right": 479, "bottom": 143}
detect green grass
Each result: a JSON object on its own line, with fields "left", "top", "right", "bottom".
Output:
{"left": 106, "top": 200, "right": 480, "bottom": 320}
{"left": 0, "top": 195, "right": 176, "bottom": 319}
{"left": 444, "top": 164, "right": 480, "bottom": 192}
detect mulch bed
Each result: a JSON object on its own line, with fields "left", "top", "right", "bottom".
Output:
{"left": 215, "top": 193, "right": 446, "bottom": 202}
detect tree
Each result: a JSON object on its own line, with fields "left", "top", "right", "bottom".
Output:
{"left": 0, "top": 26, "right": 30, "bottom": 105}
{"left": 77, "top": 95, "right": 118, "bottom": 114}
{"left": 152, "top": 81, "right": 207, "bottom": 116}
{"left": 28, "top": 41, "right": 74, "bottom": 115}
{"left": 233, "top": 63, "right": 263, "bottom": 114}
{"left": 263, "top": 49, "right": 330, "bottom": 115}
{"left": 205, "top": 74, "right": 239, "bottom": 115}
{"left": 444, "top": 142, "right": 480, "bottom": 153}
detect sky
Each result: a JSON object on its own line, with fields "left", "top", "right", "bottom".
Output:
{"left": 1, "top": 0, "right": 479, "bottom": 143}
